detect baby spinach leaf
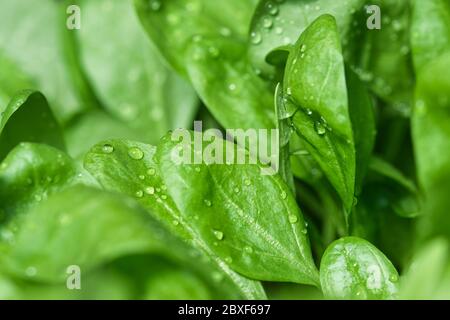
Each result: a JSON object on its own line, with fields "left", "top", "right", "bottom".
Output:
{"left": 283, "top": 15, "right": 374, "bottom": 212}
{"left": 412, "top": 53, "right": 450, "bottom": 190}
{"left": 84, "top": 139, "right": 267, "bottom": 299}
{"left": 410, "top": 0, "right": 450, "bottom": 71}
{"left": 135, "top": 0, "right": 274, "bottom": 130}
{"left": 134, "top": 0, "right": 257, "bottom": 76}
{"left": 156, "top": 132, "right": 319, "bottom": 286}
{"left": 251, "top": 0, "right": 414, "bottom": 107}
{"left": 0, "top": 0, "right": 97, "bottom": 121}
{"left": 75, "top": 0, "right": 198, "bottom": 143}
{"left": 400, "top": 238, "right": 450, "bottom": 299}
{"left": 249, "top": 0, "right": 366, "bottom": 77}
{"left": 320, "top": 237, "right": 399, "bottom": 300}
{"left": 0, "top": 185, "right": 242, "bottom": 300}
{"left": 274, "top": 83, "right": 295, "bottom": 193}
{"left": 0, "top": 91, "right": 65, "bottom": 160}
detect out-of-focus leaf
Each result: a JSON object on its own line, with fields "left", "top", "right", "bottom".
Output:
{"left": 84, "top": 139, "right": 267, "bottom": 299}
{"left": 0, "top": 91, "right": 65, "bottom": 160}
{"left": 135, "top": 0, "right": 274, "bottom": 130}
{"left": 0, "top": 185, "right": 239, "bottom": 299}
{"left": 0, "top": 0, "right": 98, "bottom": 121}
{"left": 75, "top": 0, "right": 198, "bottom": 143}
{"left": 320, "top": 237, "right": 399, "bottom": 300}
{"left": 410, "top": 0, "right": 450, "bottom": 71}
{"left": 400, "top": 238, "right": 450, "bottom": 300}
{"left": 412, "top": 53, "right": 450, "bottom": 190}
{"left": 284, "top": 15, "right": 374, "bottom": 212}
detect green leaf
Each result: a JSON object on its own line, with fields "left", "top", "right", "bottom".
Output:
{"left": 0, "top": 143, "right": 91, "bottom": 233}
{"left": 367, "top": 157, "right": 420, "bottom": 218}
{"left": 0, "top": 0, "right": 97, "bottom": 121}
{"left": 320, "top": 237, "right": 399, "bottom": 300}
{"left": 156, "top": 132, "right": 319, "bottom": 285}
{"left": 84, "top": 139, "right": 267, "bottom": 299}
{"left": 134, "top": 0, "right": 257, "bottom": 76}
{"left": 75, "top": 0, "right": 198, "bottom": 143}
{"left": 412, "top": 53, "right": 450, "bottom": 190}
{"left": 274, "top": 83, "right": 295, "bottom": 193}
{"left": 135, "top": 0, "right": 274, "bottom": 130}
{"left": 400, "top": 238, "right": 450, "bottom": 299}
{"left": 411, "top": 0, "right": 450, "bottom": 71}
{"left": 250, "top": 0, "right": 414, "bottom": 107}
{"left": 249, "top": 0, "right": 366, "bottom": 77}
{"left": 0, "top": 91, "right": 65, "bottom": 160}
{"left": 0, "top": 185, "right": 242, "bottom": 299}
{"left": 283, "top": 15, "right": 374, "bottom": 212}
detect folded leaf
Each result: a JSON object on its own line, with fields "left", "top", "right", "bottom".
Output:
{"left": 0, "top": 91, "right": 65, "bottom": 160}
{"left": 283, "top": 15, "right": 374, "bottom": 212}
{"left": 320, "top": 237, "right": 399, "bottom": 300}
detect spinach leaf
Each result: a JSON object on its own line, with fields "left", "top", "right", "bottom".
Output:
{"left": 250, "top": 0, "right": 414, "bottom": 107}
{"left": 410, "top": 0, "right": 450, "bottom": 71}
{"left": 0, "top": 185, "right": 241, "bottom": 299}
{"left": 320, "top": 236, "right": 399, "bottom": 300}
{"left": 75, "top": 0, "right": 198, "bottom": 143}
{"left": 135, "top": 0, "right": 274, "bottom": 130}
{"left": 84, "top": 139, "right": 267, "bottom": 299}
{"left": 0, "top": 91, "right": 65, "bottom": 160}
{"left": 283, "top": 15, "right": 375, "bottom": 212}
{"left": 0, "top": 0, "right": 98, "bottom": 121}
{"left": 412, "top": 53, "right": 450, "bottom": 190}
{"left": 156, "top": 132, "right": 319, "bottom": 285}
{"left": 400, "top": 238, "right": 450, "bottom": 300}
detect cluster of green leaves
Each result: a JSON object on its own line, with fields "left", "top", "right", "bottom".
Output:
{"left": 0, "top": 0, "right": 449, "bottom": 300}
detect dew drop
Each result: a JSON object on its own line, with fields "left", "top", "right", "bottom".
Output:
{"left": 144, "top": 186, "right": 155, "bottom": 195}
{"left": 161, "top": 194, "right": 168, "bottom": 200}
{"left": 208, "top": 46, "right": 220, "bottom": 58}
{"left": 266, "top": 2, "right": 279, "bottom": 15}
{"left": 250, "top": 31, "right": 262, "bottom": 45}
{"left": 172, "top": 219, "right": 180, "bottom": 226}
{"left": 147, "top": 168, "right": 156, "bottom": 176}
{"left": 213, "top": 230, "right": 224, "bottom": 240}
{"left": 275, "top": 27, "right": 283, "bottom": 35}
{"left": 25, "top": 266, "right": 37, "bottom": 277}
{"left": 156, "top": 187, "right": 161, "bottom": 193}
{"left": 244, "top": 179, "right": 251, "bottom": 186}
{"left": 389, "top": 274, "right": 399, "bottom": 283}
{"left": 128, "top": 147, "right": 144, "bottom": 160}
{"left": 102, "top": 144, "right": 114, "bottom": 154}
{"left": 262, "top": 16, "right": 273, "bottom": 29}
{"left": 204, "top": 199, "right": 212, "bottom": 207}
{"left": 135, "top": 190, "right": 144, "bottom": 198}
{"left": 194, "top": 167, "right": 201, "bottom": 172}
{"left": 286, "top": 87, "right": 292, "bottom": 96}
{"left": 288, "top": 214, "right": 298, "bottom": 224}
{"left": 219, "top": 27, "right": 231, "bottom": 37}
{"left": 225, "top": 256, "right": 233, "bottom": 264}
{"left": 281, "top": 191, "right": 287, "bottom": 199}
{"left": 314, "top": 121, "right": 327, "bottom": 136}
{"left": 244, "top": 246, "right": 253, "bottom": 253}
{"left": 148, "top": 0, "right": 161, "bottom": 11}
{"left": 234, "top": 187, "right": 240, "bottom": 194}
{"left": 138, "top": 175, "right": 145, "bottom": 180}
